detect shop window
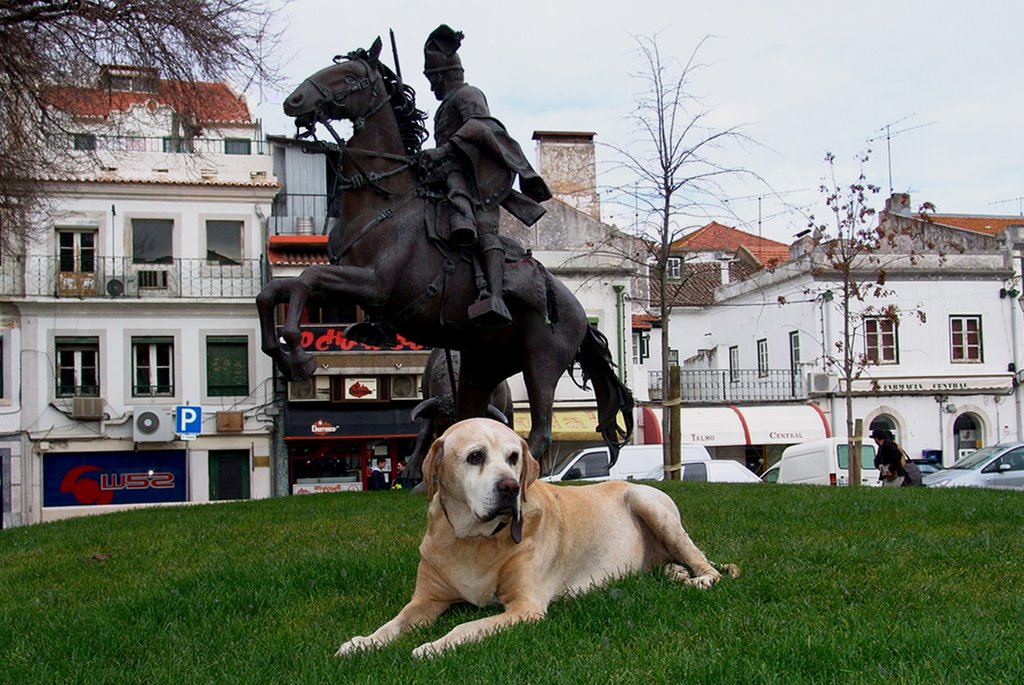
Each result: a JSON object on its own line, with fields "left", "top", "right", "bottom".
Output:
{"left": 56, "top": 336, "right": 99, "bottom": 397}
{"left": 950, "top": 315, "right": 982, "bottom": 363}
{"left": 132, "top": 337, "right": 174, "bottom": 397}
{"left": 206, "top": 220, "right": 243, "bottom": 265}
{"left": 206, "top": 336, "right": 249, "bottom": 396}
{"left": 865, "top": 317, "right": 899, "bottom": 364}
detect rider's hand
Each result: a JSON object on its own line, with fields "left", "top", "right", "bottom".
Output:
{"left": 419, "top": 145, "right": 449, "bottom": 166}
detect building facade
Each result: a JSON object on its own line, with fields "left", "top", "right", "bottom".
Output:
{"left": 1, "top": 67, "right": 278, "bottom": 526}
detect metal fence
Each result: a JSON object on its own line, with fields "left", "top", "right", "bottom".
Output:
{"left": 270, "top": 193, "right": 333, "bottom": 236}
{"left": 70, "top": 134, "right": 267, "bottom": 155}
{"left": 0, "top": 255, "right": 264, "bottom": 299}
{"left": 649, "top": 368, "right": 808, "bottom": 404}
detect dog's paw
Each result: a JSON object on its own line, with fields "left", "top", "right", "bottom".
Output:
{"left": 663, "top": 563, "right": 692, "bottom": 582}
{"left": 412, "top": 640, "right": 444, "bottom": 660}
{"left": 688, "top": 574, "right": 719, "bottom": 589}
{"left": 335, "top": 635, "right": 372, "bottom": 657}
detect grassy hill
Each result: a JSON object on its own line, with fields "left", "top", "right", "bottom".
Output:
{"left": 2, "top": 482, "right": 1021, "bottom": 684}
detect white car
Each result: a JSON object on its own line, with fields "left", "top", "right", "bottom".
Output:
{"left": 923, "top": 443, "right": 1024, "bottom": 489}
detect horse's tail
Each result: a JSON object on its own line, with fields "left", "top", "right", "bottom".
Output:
{"left": 574, "top": 324, "right": 635, "bottom": 466}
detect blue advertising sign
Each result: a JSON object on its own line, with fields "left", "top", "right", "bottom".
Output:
{"left": 43, "top": 451, "right": 187, "bottom": 507}
{"left": 176, "top": 405, "right": 202, "bottom": 435}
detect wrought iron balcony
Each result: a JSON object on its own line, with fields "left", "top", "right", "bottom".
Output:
{"left": 649, "top": 369, "right": 808, "bottom": 404}
{"left": 0, "top": 255, "right": 264, "bottom": 299}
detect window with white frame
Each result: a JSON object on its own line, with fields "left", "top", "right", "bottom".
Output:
{"left": 666, "top": 257, "right": 681, "bottom": 280}
{"left": 757, "top": 339, "right": 769, "bottom": 377}
{"left": 950, "top": 315, "right": 982, "bottom": 363}
{"left": 132, "top": 337, "right": 174, "bottom": 397}
{"left": 57, "top": 229, "right": 96, "bottom": 274}
{"left": 632, "top": 331, "right": 650, "bottom": 365}
{"left": 55, "top": 336, "right": 99, "bottom": 397}
{"left": 865, "top": 317, "right": 899, "bottom": 364}
{"left": 729, "top": 346, "right": 739, "bottom": 382}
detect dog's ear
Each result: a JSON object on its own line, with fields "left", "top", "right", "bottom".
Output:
{"left": 422, "top": 435, "right": 444, "bottom": 502}
{"left": 518, "top": 435, "right": 540, "bottom": 503}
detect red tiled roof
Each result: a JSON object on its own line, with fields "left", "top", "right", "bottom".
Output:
{"left": 927, "top": 215, "right": 1024, "bottom": 236}
{"left": 671, "top": 221, "right": 790, "bottom": 266}
{"left": 45, "top": 80, "right": 252, "bottom": 124}
{"left": 632, "top": 314, "right": 657, "bottom": 330}
{"left": 267, "top": 235, "right": 329, "bottom": 266}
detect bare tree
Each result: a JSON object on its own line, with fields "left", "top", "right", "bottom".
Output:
{"left": 0, "top": 0, "right": 282, "bottom": 250}
{"left": 604, "top": 34, "right": 754, "bottom": 479}
{"left": 800, "top": 151, "right": 936, "bottom": 484}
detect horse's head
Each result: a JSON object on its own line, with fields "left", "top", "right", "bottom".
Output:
{"left": 284, "top": 37, "right": 386, "bottom": 130}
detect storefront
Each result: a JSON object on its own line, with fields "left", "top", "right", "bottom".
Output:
{"left": 284, "top": 404, "right": 418, "bottom": 493}
{"left": 42, "top": 449, "right": 188, "bottom": 510}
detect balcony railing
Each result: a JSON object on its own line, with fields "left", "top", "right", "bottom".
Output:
{"left": 271, "top": 193, "right": 333, "bottom": 235}
{"left": 70, "top": 134, "right": 267, "bottom": 155}
{"left": 649, "top": 369, "right": 808, "bottom": 404}
{"left": 0, "top": 256, "right": 264, "bottom": 299}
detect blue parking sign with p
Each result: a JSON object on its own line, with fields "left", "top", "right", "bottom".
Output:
{"left": 176, "top": 405, "right": 202, "bottom": 435}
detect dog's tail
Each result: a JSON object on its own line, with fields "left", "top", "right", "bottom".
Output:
{"left": 573, "top": 323, "right": 634, "bottom": 466}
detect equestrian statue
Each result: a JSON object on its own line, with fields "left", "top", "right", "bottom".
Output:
{"left": 256, "top": 26, "right": 633, "bottom": 473}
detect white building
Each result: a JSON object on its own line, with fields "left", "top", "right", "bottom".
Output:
{"left": 0, "top": 66, "right": 278, "bottom": 526}
{"left": 662, "top": 196, "right": 1024, "bottom": 468}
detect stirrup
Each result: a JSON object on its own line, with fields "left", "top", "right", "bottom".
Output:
{"left": 468, "top": 296, "right": 513, "bottom": 327}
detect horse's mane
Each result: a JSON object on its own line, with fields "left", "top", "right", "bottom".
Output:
{"left": 376, "top": 61, "right": 428, "bottom": 156}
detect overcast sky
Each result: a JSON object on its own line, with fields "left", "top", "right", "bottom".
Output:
{"left": 251, "top": 0, "right": 1023, "bottom": 245}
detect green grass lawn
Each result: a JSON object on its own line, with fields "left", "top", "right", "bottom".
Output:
{"left": 1, "top": 483, "right": 1021, "bottom": 684}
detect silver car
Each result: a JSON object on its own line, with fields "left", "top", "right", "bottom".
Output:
{"left": 923, "top": 443, "right": 1024, "bottom": 489}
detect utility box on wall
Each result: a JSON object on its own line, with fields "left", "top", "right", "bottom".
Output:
{"left": 216, "top": 411, "right": 244, "bottom": 433}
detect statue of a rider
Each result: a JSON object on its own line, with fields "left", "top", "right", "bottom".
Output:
{"left": 418, "top": 24, "right": 552, "bottom": 327}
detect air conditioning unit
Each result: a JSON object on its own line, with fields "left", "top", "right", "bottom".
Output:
{"left": 390, "top": 374, "right": 422, "bottom": 400}
{"left": 71, "top": 396, "right": 105, "bottom": 420}
{"left": 287, "top": 375, "right": 331, "bottom": 401}
{"left": 133, "top": 407, "right": 176, "bottom": 442}
{"left": 807, "top": 372, "right": 836, "bottom": 394}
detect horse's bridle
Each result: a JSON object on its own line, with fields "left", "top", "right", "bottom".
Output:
{"left": 297, "top": 55, "right": 412, "bottom": 197}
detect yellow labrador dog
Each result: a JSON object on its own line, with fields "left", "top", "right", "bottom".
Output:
{"left": 336, "top": 418, "right": 736, "bottom": 658}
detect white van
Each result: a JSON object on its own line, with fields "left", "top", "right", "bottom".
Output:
{"left": 776, "top": 437, "right": 881, "bottom": 486}
{"left": 542, "top": 443, "right": 724, "bottom": 483}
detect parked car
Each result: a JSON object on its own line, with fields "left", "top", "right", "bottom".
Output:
{"left": 908, "top": 459, "right": 943, "bottom": 478}
{"left": 775, "top": 438, "right": 881, "bottom": 486}
{"left": 541, "top": 443, "right": 752, "bottom": 483}
{"left": 761, "top": 463, "right": 781, "bottom": 483}
{"left": 923, "top": 443, "right": 1024, "bottom": 489}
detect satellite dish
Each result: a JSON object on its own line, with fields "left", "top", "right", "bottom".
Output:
{"left": 106, "top": 279, "right": 125, "bottom": 297}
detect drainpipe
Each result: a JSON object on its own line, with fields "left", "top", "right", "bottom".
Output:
{"left": 613, "top": 285, "right": 626, "bottom": 383}
{"left": 821, "top": 289, "right": 838, "bottom": 437}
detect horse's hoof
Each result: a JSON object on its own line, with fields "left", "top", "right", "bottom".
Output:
{"left": 278, "top": 352, "right": 316, "bottom": 382}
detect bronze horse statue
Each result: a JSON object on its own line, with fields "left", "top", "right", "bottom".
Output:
{"left": 256, "top": 38, "right": 633, "bottom": 469}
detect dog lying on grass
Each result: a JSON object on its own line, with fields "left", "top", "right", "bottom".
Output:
{"left": 336, "top": 418, "right": 738, "bottom": 658}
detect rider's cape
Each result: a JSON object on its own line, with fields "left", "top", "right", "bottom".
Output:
{"left": 435, "top": 84, "right": 552, "bottom": 226}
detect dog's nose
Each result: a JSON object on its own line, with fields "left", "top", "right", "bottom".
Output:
{"left": 495, "top": 478, "right": 520, "bottom": 500}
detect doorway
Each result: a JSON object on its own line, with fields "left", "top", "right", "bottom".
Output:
{"left": 209, "top": 449, "right": 250, "bottom": 501}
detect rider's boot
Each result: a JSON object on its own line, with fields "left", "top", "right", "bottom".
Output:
{"left": 448, "top": 191, "right": 477, "bottom": 246}
{"left": 468, "top": 240, "right": 512, "bottom": 327}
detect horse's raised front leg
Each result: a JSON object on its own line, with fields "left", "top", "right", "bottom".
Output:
{"left": 256, "top": 264, "right": 387, "bottom": 381}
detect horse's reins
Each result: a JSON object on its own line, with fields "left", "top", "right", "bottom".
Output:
{"left": 299, "top": 56, "right": 413, "bottom": 197}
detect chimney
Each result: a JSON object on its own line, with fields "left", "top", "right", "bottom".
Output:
{"left": 532, "top": 131, "right": 600, "bottom": 221}
{"left": 884, "top": 192, "right": 912, "bottom": 217}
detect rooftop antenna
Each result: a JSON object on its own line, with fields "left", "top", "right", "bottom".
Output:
{"left": 989, "top": 196, "right": 1024, "bottom": 217}
{"left": 867, "top": 115, "right": 936, "bottom": 194}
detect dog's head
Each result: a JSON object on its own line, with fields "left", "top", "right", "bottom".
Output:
{"left": 422, "top": 418, "right": 540, "bottom": 541}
